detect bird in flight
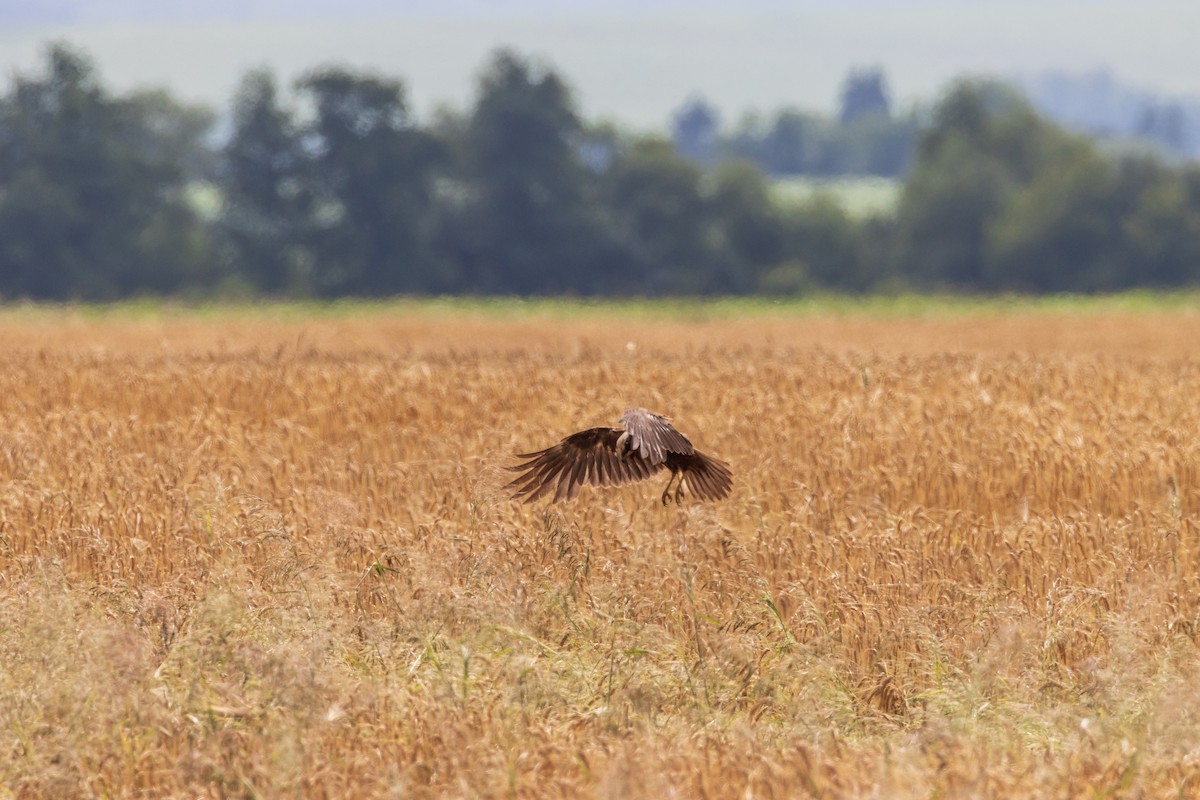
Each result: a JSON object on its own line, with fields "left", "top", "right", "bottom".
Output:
{"left": 506, "top": 408, "right": 732, "bottom": 505}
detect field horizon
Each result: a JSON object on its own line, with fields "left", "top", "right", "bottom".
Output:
{"left": 2, "top": 298, "right": 1199, "bottom": 796}
{"left": 6, "top": 290, "right": 1200, "bottom": 354}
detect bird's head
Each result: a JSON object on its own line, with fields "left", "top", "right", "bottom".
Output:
{"left": 615, "top": 431, "right": 633, "bottom": 460}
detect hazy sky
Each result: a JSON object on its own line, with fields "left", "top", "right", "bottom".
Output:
{"left": 3, "top": 1, "right": 1199, "bottom": 129}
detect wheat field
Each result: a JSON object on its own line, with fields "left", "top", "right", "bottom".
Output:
{"left": 2, "top": 302, "right": 1200, "bottom": 798}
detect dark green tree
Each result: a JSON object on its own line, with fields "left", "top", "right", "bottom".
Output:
{"left": 984, "top": 148, "right": 1120, "bottom": 291}
{"left": 782, "top": 194, "right": 874, "bottom": 292}
{"left": 892, "top": 81, "right": 1072, "bottom": 289}
{"left": 447, "top": 49, "right": 607, "bottom": 294}
{"left": 0, "top": 44, "right": 215, "bottom": 299}
{"left": 892, "top": 133, "right": 1011, "bottom": 287}
{"left": 600, "top": 137, "right": 723, "bottom": 293}
{"left": 298, "top": 67, "right": 445, "bottom": 295}
{"left": 707, "top": 161, "right": 785, "bottom": 291}
{"left": 1106, "top": 158, "right": 1200, "bottom": 288}
{"left": 219, "top": 69, "right": 312, "bottom": 294}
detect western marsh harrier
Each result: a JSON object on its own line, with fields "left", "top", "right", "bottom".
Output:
{"left": 507, "top": 408, "right": 732, "bottom": 504}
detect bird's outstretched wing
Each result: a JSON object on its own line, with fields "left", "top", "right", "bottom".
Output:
{"left": 618, "top": 407, "right": 694, "bottom": 464}
{"left": 506, "top": 427, "right": 663, "bottom": 503}
{"left": 667, "top": 450, "right": 733, "bottom": 501}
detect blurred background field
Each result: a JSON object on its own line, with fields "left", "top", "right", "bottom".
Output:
{"left": 770, "top": 177, "right": 901, "bottom": 218}
{"left": 5, "top": 294, "right": 1200, "bottom": 356}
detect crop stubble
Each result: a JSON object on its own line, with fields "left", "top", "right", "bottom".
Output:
{"left": 1, "top": 307, "right": 1199, "bottom": 797}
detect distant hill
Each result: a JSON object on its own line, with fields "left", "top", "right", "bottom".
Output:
{"left": 1016, "top": 68, "right": 1200, "bottom": 160}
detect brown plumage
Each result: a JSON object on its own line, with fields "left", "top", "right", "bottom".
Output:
{"left": 506, "top": 408, "right": 732, "bottom": 505}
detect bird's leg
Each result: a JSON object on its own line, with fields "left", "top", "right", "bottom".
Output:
{"left": 661, "top": 471, "right": 678, "bottom": 506}
{"left": 674, "top": 477, "right": 685, "bottom": 505}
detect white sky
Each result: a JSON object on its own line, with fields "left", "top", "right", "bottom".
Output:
{"left": 2, "top": 1, "right": 1198, "bottom": 129}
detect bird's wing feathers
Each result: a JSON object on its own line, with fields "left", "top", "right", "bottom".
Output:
{"left": 668, "top": 450, "right": 733, "bottom": 501}
{"left": 618, "top": 407, "right": 694, "bottom": 464}
{"left": 506, "top": 427, "right": 663, "bottom": 503}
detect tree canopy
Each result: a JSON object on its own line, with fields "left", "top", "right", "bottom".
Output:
{"left": 0, "top": 45, "right": 215, "bottom": 300}
{"left": 1, "top": 43, "right": 1199, "bottom": 301}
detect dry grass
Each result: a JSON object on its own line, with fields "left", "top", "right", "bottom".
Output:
{"left": 2, "top": 303, "right": 1200, "bottom": 798}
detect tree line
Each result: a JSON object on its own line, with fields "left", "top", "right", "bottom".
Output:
{"left": 673, "top": 68, "right": 919, "bottom": 178}
{"left": 2, "top": 43, "right": 1200, "bottom": 301}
